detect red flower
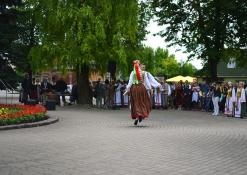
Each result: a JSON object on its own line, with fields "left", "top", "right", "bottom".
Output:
{"left": 0, "top": 104, "right": 46, "bottom": 119}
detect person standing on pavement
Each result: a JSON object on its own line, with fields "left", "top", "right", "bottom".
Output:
{"left": 211, "top": 83, "right": 221, "bottom": 116}
{"left": 54, "top": 77, "right": 67, "bottom": 105}
{"left": 114, "top": 80, "right": 123, "bottom": 108}
{"left": 95, "top": 78, "right": 104, "bottom": 108}
{"left": 234, "top": 82, "right": 246, "bottom": 118}
{"left": 40, "top": 78, "right": 53, "bottom": 103}
{"left": 103, "top": 79, "right": 110, "bottom": 109}
{"left": 21, "top": 73, "right": 32, "bottom": 103}
{"left": 161, "top": 79, "right": 170, "bottom": 110}
{"left": 224, "top": 82, "right": 236, "bottom": 117}
{"left": 122, "top": 80, "right": 129, "bottom": 107}
{"left": 175, "top": 81, "right": 184, "bottom": 110}
{"left": 183, "top": 80, "right": 191, "bottom": 110}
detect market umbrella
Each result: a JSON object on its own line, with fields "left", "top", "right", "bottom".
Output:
{"left": 183, "top": 76, "right": 196, "bottom": 83}
{"left": 166, "top": 75, "right": 184, "bottom": 82}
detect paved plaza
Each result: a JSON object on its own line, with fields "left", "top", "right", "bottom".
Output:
{"left": 1, "top": 106, "right": 247, "bottom": 175}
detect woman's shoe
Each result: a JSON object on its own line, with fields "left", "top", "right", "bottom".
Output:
{"left": 134, "top": 119, "right": 138, "bottom": 125}
{"left": 138, "top": 118, "right": 142, "bottom": 123}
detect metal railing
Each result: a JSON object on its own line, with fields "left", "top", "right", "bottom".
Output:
{"left": 0, "top": 79, "right": 20, "bottom": 104}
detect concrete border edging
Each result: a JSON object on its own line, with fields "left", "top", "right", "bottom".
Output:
{"left": 0, "top": 116, "right": 59, "bottom": 130}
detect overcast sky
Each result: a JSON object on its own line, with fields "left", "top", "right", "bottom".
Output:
{"left": 142, "top": 20, "right": 203, "bottom": 69}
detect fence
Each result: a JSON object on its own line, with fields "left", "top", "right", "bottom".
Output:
{"left": 0, "top": 79, "right": 20, "bottom": 104}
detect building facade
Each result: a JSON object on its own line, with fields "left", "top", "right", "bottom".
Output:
{"left": 217, "top": 59, "right": 247, "bottom": 83}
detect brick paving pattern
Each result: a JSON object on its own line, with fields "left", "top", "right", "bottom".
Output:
{"left": 1, "top": 106, "right": 247, "bottom": 175}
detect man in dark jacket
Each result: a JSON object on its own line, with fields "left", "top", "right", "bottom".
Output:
{"left": 95, "top": 78, "right": 105, "bottom": 108}
{"left": 40, "top": 78, "right": 53, "bottom": 102}
{"left": 69, "top": 83, "right": 77, "bottom": 105}
{"left": 21, "top": 74, "right": 32, "bottom": 103}
{"left": 54, "top": 78, "right": 67, "bottom": 104}
{"left": 40, "top": 78, "right": 52, "bottom": 94}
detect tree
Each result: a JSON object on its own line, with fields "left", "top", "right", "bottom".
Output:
{"left": 26, "top": 0, "right": 139, "bottom": 105}
{"left": 179, "top": 62, "right": 197, "bottom": 77}
{"left": 153, "top": 47, "right": 169, "bottom": 76}
{"left": 0, "top": 0, "right": 22, "bottom": 89}
{"left": 138, "top": 46, "right": 155, "bottom": 73}
{"left": 151, "top": 0, "right": 247, "bottom": 81}
{"left": 134, "top": 46, "right": 195, "bottom": 78}
{"left": 0, "top": 0, "right": 39, "bottom": 89}
{"left": 162, "top": 55, "right": 180, "bottom": 78}
{"left": 13, "top": 3, "right": 40, "bottom": 74}
{"left": 223, "top": 0, "right": 247, "bottom": 67}
{"left": 125, "top": 0, "right": 153, "bottom": 77}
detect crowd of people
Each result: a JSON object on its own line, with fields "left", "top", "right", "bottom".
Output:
{"left": 20, "top": 74, "right": 69, "bottom": 105}
{"left": 91, "top": 78, "right": 247, "bottom": 119}
{"left": 20, "top": 73, "right": 247, "bottom": 119}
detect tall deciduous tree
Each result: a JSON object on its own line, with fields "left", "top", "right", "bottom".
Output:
{"left": 134, "top": 46, "right": 196, "bottom": 78}
{"left": 125, "top": 0, "right": 153, "bottom": 76}
{"left": 151, "top": 0, "right": 247, "bottom": 81}
{"left": 26, "top": 0, "right": 139, "bottom": 104}
{"left": 179, "top": 62, "right": 197, "bottom": 77}
{"left": 0, "top": 0, "right": 22, "bottom": 89}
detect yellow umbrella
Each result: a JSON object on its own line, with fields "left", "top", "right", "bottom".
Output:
{"left": 166, "top": 75, "right": 184, "bottom": 82}
{"left": 183, "top": 76, "right": 197, "bottom": 83}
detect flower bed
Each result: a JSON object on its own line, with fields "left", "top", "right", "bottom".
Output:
{"left": 0, "top": 104, "right": 47, "bottom": 126}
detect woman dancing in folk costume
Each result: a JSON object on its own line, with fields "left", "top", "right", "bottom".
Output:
{"left": 125, "top": 60, "right": 161, "bottom": 125}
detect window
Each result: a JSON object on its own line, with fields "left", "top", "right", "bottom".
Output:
{"left": 227, "top": 57, "right": 236, "bottom": 69}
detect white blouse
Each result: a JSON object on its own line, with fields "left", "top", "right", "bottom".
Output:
{"left": 240, "top": 88, "right": 246, "bottom": 103}
{"left": 126, "top": 71, "right": 161, "bottom": 91}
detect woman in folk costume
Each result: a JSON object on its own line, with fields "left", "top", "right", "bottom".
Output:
{"left": 191, "top": 83, "right": 200, "bottom": 109}
{"left": 154, "top": 86, "right": 162, "bottom": 109}
{"left": 125, "top": 60, "right": 161, "bottom": 125}
{"left": 224, "top": 82, "right": 236, "bottom": 117}
{"left": 114, "top": 80, "right": 123, "bottom": 107}
{"left": 123, "top": 81, "right": 129, "bottom": 107}
{"left": 175, "top": 81, "right": 184, "bottom": 110}
{"left": 234, "top": 82, "right": 246, "bottom": 118}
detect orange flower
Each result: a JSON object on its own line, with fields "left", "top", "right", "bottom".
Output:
{"left": 0, "top": 104, "right": 46, "bottom": 119}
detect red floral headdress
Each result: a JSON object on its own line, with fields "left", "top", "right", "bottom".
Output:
{"left": 133, "top": 60, "right": 142, "bottom": 81}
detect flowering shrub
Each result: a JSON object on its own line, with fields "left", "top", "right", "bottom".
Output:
{"left": 0, "top": 108, "right": 8, "bottom": 115}
{"left": 0, "top": 104, "right": 47, "bottom": 126}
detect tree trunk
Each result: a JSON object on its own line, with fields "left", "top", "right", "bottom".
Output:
{"left": 108, "top": 60, "right": 116, "bottom": 81}
{"left": 209, "top": 0, "right": 222, "bottom": 83}
{"left": 77, "top": 63, "right": 91, "bottom": 105}
{"left": 208, "top": 58, "right": 218, "bottom": 82}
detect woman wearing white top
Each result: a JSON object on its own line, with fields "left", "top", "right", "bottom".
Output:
{"left": 235, "top": 82, "right": 246, "bottom": 118}
{"left": 224, "top": 82, "right": 236, "bottom": 117}
{"left": 125, "top": 60, "right": 161, "bottom": 125}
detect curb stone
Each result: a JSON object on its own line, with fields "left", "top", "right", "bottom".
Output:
{"left": 0, "top": 116, "right": 59, "bottom": 130}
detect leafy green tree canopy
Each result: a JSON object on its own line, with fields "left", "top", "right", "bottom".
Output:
{"left": 0, "top": 0, "right": 22, "bottom": 89}
{"left": 134, "top": 46, "right": 196, "bottom": 78}
{"left": 25, "top": 0, "right": 139, "bottom": 104}
{"left": 27, "top": 0, "right": 138, "bottom": 73}
{"left": 151, "top": 0, "right": 247, "bottom": 80}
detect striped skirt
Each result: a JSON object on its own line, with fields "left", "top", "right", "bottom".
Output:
{"left": 130, "top": 84, "right": 151, "bottom": 119}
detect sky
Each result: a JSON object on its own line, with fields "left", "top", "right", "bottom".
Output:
{"left": 142, "top": 20, "right": 203, "bottom": 69}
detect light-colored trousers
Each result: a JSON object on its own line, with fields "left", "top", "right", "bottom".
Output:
{"left": 212, "top": 97, "right": 219, "bottom": 115}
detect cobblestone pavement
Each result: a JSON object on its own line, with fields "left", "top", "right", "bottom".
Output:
{"left": 1, "top": 106, "right": 247, "bottom": 175}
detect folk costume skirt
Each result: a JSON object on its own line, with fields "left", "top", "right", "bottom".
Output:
{"left": 130, "top": 84, "right": 151, "bottom": 119}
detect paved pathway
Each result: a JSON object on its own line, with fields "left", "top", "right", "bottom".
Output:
{"left": 1, "top": 106, "right": 247, "bottom": 175}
